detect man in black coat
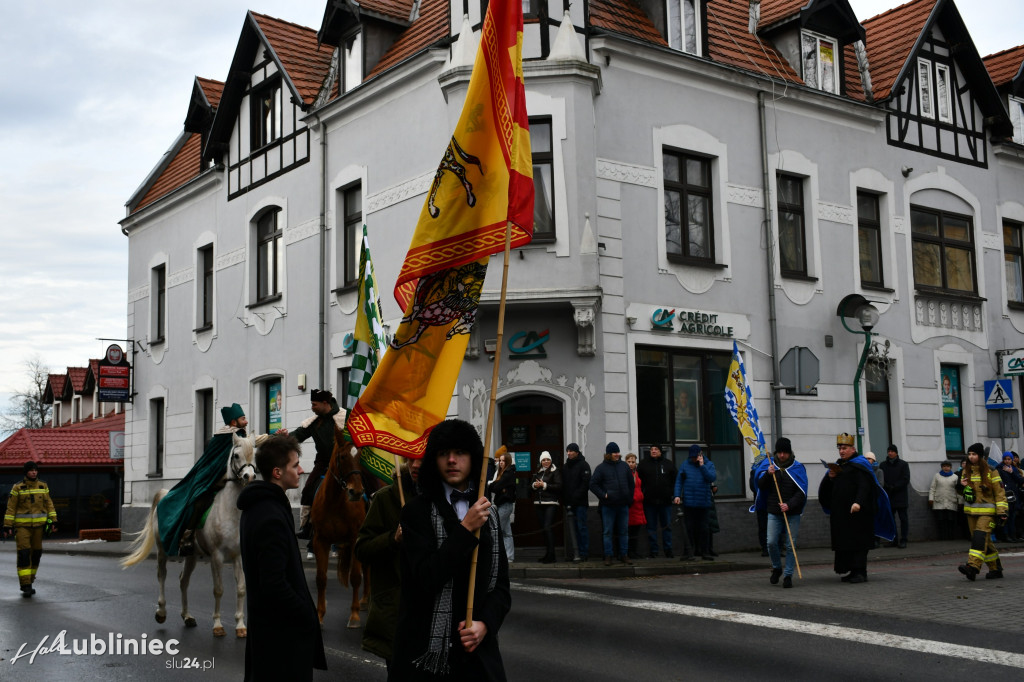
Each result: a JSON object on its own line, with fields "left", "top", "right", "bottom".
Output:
{"left": 818, "top": 433, "right": 879, "bottom": 584}
{"left": 390, "top": 419, "right": 511, "bottom": 681}
{"left": 589, "top": 442, "right": 634, "bottom": 566}
{"left": 286, "top": 389, "right": 343, "bottom": 539}
{"left": 879, "top": 444, "right": 910, "bottom": 548}
{"left": 637, "top": 444, "right": 677, "bottom": 558}
{"left": 562, "top": 442, "right": 592, "bottom": 562}
{"left": 237, "top": 435, "right": 327, "bottom": 681}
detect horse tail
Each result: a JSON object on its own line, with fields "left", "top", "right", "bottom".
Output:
{"left": 121, "top": 490, "right": 167, "bottom": 568}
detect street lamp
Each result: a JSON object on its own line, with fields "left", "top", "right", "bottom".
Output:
{"left": 837, "top": 294, "right": 881, "bottom": 455}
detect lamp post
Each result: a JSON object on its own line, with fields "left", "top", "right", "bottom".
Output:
{"left": 836, "top": 295, "right": 881, "bottom": 455}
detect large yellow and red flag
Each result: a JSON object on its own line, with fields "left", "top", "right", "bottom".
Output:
{"left": 348, "top": 0, "right": 533, "bottom": 457}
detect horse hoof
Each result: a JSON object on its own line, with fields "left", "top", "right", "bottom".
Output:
{"left": 184, "top": 617, "right": 198, "bottom": 628}
{"left": 346, "top": 617, "right": 361, "bottom": 630}
{"left": 212, "top": 626, "right": 226, "bottom": 637}
{"left": 236, "top": 628, "right": 247, "bottom": 638}
{"left": 155, "top": 613, "right": 166, "bottom": 624}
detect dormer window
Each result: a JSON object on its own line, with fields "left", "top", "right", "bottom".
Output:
{"left": 1009, "top": 95, "right": 1024, "bottom": 144}
{"left": 341, "top": 32, "right": 362, "bottom": 93}
{"left": 801, "top": 31, "right": 838, "bottom": 94}
{"left": 666, "top": 0, "right": 699, "bottom": 55}
{"left": 251, "top": 78, "right": 282, "bottom": 150}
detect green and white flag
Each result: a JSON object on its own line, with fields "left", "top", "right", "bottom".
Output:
{"left": 345, "top": 225, "right": 394, "bottom": 483}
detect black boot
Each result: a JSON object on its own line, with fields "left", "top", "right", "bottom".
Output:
{"left": 20, "top": 584, "right": 33, "bottom": 598}
{"left": 958, "top": 563, "right": 979, "bottom": 581}
{"left": 179, "top": 529, "right": 196, "bottom": 557}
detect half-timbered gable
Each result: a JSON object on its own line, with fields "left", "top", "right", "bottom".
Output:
{"left": 864, "top": 0, "right": 1009, "bottom": 168}
{"left": 205, "top": 12, "right": 334, "bottom": 200}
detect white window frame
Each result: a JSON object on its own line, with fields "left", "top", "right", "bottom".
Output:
{"left": 935, "top": 63, "right": 952, "bottom": 123}
{"left": 665, "top": 0, "right": 701, "bottom": 56}
{"left": 802, "top": 30, "right": 840, "bottom": 95}
{"left": 654, "top": 124, "right": 732, "bottom": 293}
{"left": 341, "top": 30, "right": 362, "bottom": 93}
{"left": 918, "top": 58, "right": 934, "bottom": 120}
{"left": 1009, "top": 95, "right": 1024, "bottom": 145}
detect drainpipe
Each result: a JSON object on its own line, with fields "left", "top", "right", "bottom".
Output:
{"left": 758, "top": 91, "right": 783, "bottom": 439}
{"left": 317, "top": 115, "right": 328, "bottom": 389}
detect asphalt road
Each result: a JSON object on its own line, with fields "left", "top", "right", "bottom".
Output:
{"left": 1, "top": 549, "right": 1021, "bottom": 680}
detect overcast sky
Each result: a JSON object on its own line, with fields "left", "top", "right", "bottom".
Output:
{"left": 0, "top": 1, "right": 1019, "bottom": 410}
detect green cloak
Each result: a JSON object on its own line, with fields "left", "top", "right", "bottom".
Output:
{"left": 157, "top": 430, "right": 237, "bottom": 555}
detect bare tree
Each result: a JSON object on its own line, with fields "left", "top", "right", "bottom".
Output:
{"left": 1, "top": 356, "right": 52, "bottom": 436}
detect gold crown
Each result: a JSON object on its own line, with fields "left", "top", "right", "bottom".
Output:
{"left": 836, "top": 433, "right": 855, "bottom": 446}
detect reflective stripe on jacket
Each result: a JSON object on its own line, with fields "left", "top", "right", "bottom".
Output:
{"left": 4, "top": 479, "right": 57, "bottom": 527}
{"left": 961, "top": 470, "right": 1008, "bottom": 516}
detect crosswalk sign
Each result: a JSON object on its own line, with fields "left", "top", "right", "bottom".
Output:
{"left": 984, "top": 379, "right": 1014, "bottom": 409}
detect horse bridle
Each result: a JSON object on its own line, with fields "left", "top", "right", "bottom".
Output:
{"left": 330, "top": 458, "right": 363, "bottom": 490}
{"left": 231, "top": 448, "right": 257, "bottom": 482}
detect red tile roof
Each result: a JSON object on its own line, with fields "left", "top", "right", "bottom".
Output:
{"left": 843, "top": 42, "right": 867, "bottom": 101}
{"left": 66, "top": 367, "right": 88, "bottom": 394}
{"left": 133, "top": 132, "right": 202, "bottom": 213}
{"left": 196, "top": 76, "right": 225, "bottom": 108}
{"left": 590, "top": 0, "right": 667, "bottom": 46}
{"left": 758, "top": 0, "right": 809, "bottom": 29}
{"left": 251, "top": 12, "right": 335, "bottom": 106}
{"left": 860, "top": 0, "right": 936, "bottom": 101}
{"left": 0, "top": 418, "right": 124, "bottom": 469}
{"left": 46, "top": 374, "right": 66, "bottom": 402}
{"left": 359, "top": 0, "right": 416, "bottom": 23}
{"left": 708, "top": 0, "right": 802, "bottom": 84}
{"left": 984, "top": 44, "right": 1024, "bottom": 88}
{"left": 61, "top": 411, "right": 125, "bottom": 431}
{"left": 369, "top": 0, "right": 450, "bottom": 77}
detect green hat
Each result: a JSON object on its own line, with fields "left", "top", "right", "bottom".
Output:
{"left": 221, "top": 403, "right": 245, "bottom": 424}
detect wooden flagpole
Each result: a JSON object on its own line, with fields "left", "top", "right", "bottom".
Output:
{"left": 466, "top": 221, "right": 513, "bottom": 627}
{"left": 393, "top": 454, "right": 406, "bottom": 507}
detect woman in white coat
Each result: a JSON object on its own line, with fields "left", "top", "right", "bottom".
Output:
{"left": 929, "top": 460, "right": 958, "bottom": 540}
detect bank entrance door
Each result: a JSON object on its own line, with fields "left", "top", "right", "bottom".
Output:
{"left": 499, "top": 395, "right": 564, "bottom": 549}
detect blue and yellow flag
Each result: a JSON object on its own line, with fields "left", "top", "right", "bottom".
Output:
{"left": 349, "top": 0, "right": 533, "bottom": 457}
{"left": 725, "top": 340, "right": 768, "bottom": 467}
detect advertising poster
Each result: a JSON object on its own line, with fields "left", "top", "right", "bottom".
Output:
{"left": 940, "top": 367, "right": 959, "bottom": 418}
{"left": 268, "top": 380, "right": 282, "bottom": 433}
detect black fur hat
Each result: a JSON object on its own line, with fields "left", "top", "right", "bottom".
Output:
{"left": 419, "top": 419, "right": 484, "bottom": 494}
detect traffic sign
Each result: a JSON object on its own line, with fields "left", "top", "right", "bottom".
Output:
{"left": 984, "top": 379, "right": 1014, "bottom": 409}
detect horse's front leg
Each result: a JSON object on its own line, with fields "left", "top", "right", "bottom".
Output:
{"left": 155, "top": 545, "right": 168, "bottom": 624}
{"left": 180, "top": 555, "right": 198, "bottom": 627}
{"left": 210, "top": 551, "right": 226, "bottom": 637}
{"left": 347, "top": 555, "right": 363, "bottom": 629}
{"left": 233, "top": 556, "right": 247, "bottom": 638}
{"left": 314, "top": 539, "right": 329, "bottom": 625}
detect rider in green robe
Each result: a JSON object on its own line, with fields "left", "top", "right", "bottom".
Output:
{"left": 158, "top": 403, "right": 258, "bottom": 556}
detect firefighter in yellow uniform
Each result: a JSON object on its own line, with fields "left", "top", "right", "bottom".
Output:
{"left": 3, "top": 461, "right": 57, "bottom": 597}
{"left": 957, "top": 443, "right": 1008, "bottom": 581}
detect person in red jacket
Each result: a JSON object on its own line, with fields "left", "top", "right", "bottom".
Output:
{"left": 625, "top": 453, "right": 646, "bottom": 560}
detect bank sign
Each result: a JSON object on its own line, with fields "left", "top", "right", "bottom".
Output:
{"left": 1004, "top": 349, "right": 1024, "bottom": 377}
{"left": 628, "top": 303, "right": 750, "bottom": 340}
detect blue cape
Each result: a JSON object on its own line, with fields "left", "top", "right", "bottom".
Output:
{"left": 819, "top": 454, "right": 897, "bottom": 542}
{"left": 748, "top": 456, "right": 808, "bottom": 513}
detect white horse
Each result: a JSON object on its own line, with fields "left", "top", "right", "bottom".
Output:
{"left": 121, "top": 432, "right": 257, "bottom": 638}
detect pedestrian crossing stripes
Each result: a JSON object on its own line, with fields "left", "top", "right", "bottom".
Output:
{"left": 513, "top": 582, "right": 1024, "bottom": 669}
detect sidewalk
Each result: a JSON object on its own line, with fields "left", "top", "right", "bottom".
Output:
{"left": 5, "top": 536, "right": 1010, "bottom": 579}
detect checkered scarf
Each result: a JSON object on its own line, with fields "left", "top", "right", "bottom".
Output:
{"left": 412, "top": 502, "right": 500, "bottom": 675}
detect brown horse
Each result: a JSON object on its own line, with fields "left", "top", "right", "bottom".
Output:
{"left": 310, "top": 424, "right": 370, "bottom": 628}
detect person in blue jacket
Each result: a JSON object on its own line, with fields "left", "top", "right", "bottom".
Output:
{"left": 589, "top": 442, "right": 634, "bottom": 566}
{"left": 673, "top": 444, "right": 717, "bottom": 560}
